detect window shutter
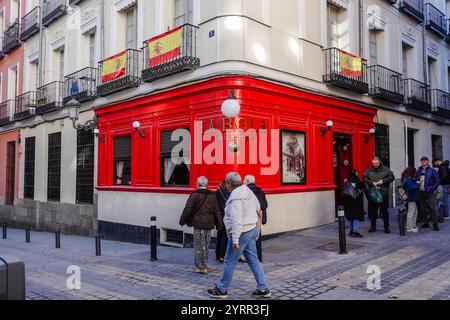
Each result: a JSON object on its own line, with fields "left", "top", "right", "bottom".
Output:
{"left": 114, "top": 136, "right": 131, "bottom": 159}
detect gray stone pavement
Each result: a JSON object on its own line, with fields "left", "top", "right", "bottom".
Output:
{"left": 1, "top": 210, "right": 450, "bottom": 300}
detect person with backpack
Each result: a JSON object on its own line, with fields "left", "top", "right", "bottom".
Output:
{"left": 363, "top": 157, "right": 395, "bottom": 233}
{"left": 342, "top": 170, "right": 366, "bottom": 238}
{"left": 415, "top": 157, "right": 440, "bottom": 231}
{"left": 401, "top": 166, "right": 419, "bottom": 233}
{"left": 437, "top": 160, "right": 449, "bottom": 221}
{"left": 179, "top": 176, "right": 224, "bottom": 274}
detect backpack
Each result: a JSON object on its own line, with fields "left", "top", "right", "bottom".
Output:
{"left": 397, "top": 186, "right": 408, "bottom": 202}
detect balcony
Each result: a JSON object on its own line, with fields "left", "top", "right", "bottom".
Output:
{"left": 386, "top": 0, "right": 397, "bottom": 4}
{"left": 97, "top": 49, "right": 141, "bottom": 97}
{"left": 399, "top": 0, "right": 424, "bottom": 23}
{"left": 402, "top": 79, "right": 431, "bottom": 112}
{"left": 142, "top": 24, "right": 200, "bottom": 83}
{"left": 15, "top": 91, "right": 36, "bottom": 121}
{"left": 323, "top": 48, "right": 368, "bottom": 94}
{"left": 446, "top": 19, "right": 450, "bottom": 43}
{"left": 430, "top": 89, "right": 450, "bottom": 117}
{"left": 20, "top": 7, "right": 40, "bottom": 41}
{"left": 368, "top": 65, "right": 404, "bottom": 103}
{"left": 425, "top": 4, "right": 446, "bottom": 38}
{"left": 42, "top": 0, "right": 67, "bottom": 27}
{"left": 63, "top": 67, "right": 97, "bottom": 105}
{"left": 0, "top": 100, "right": 15, "bottom": 126}
{"left": 3, "top": 21, "right": 21, "bottom": 54}
{"left": 35, "top": 81, "right": 64, "bottom": 115}
{"left": 69, "top": 0, "right": 84, "bottom": 5}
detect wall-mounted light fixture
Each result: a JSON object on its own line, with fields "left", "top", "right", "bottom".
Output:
{"left": 133, "top": 121, "right": 146, "bottom": 138}
{"left": 364, "top": 127, "right": 376, "bottom": 142}
{"left": 320, "top": 120, "right": 334, "bottom": 136}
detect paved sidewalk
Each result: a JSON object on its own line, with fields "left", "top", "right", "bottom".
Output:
{"left": 1, "top": 211, "right": 449, "bottom": 300}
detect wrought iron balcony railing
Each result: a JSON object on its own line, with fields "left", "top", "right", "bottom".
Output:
{"left": 142, "top": 24, "right": 200, "bottom": 83}
{"left": 425, "top": 3, "right": 446, "bottom": 38}
{"left": 0, "top": 36, "right": 4, "bottom": 59}
{"left": 430, "top": 89, "right": 450, "bottom": 117}
{"left": 42, "top": 0, "right": 67, "bottom": 27}
{"left": 69, "top": 0, "right": 84, "bottom": 5}
{"left": 399, "top": 0, "right": 424, "bottom": 23}
{"left": 15, "top": 91, "right": 37, "bottom": 121}
{"left": 20, "top": 7, "right": 40, "bottom": 41}
{"left": 402, "top": 78, "right": 431, "bottom": 112}
{"left": 446, "top": 19, "right": 450, "bottom": 43}
{"left": 0, "top": 100, "right": 15, "bottom": 126}
{"left": 63, "top": 67, "right": 98, "bottom": 105}
{"left": 36, "top": 81, "right": 65, "bottom": 115}
{"left": 386, "top": 0, "right": 397, "bottom": 4}
{"left": 323, "top": 47, "right": 368, "bottom": 93}
{"left": 3, "top": 21, "right": 21, "bottom": 54}
{"left": 368, "top": 65, "right": 404, "bottom": 103}
{"left": 97, "top": 49, "right": 142, "bottom": 97}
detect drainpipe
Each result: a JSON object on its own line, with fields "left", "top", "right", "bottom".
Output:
{"left": 37, "top": 0, "right": 44, "bottom": 87}
{"left": 359, "top": 0, "right": 364, "bottom": 57}
{"left": 100, "top": 0, "right": 104, "bottom": 59}
{"left": 403, "top": 119, "right": 409, "bottom": 168}
{"left": 422, "top": 3, "right": 428, "bottom": 85}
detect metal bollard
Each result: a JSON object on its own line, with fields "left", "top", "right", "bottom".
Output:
{"left": 337, "top": 206, "right": 347, "bottom": 255}
{"left": 55, "top": 231, "right": 61, "bottom": 249}
{"left": 2, "top": 225, "right": 6, "bottom": 239}
{"left": 398, "top": 205, "right": 407, "bottom": 236}
{"left": 95, "top": 234, "right": 101, "bottom": 256}
{"left": 25, "top": 228, "right": 30, "bottom": 243}
{"left": 150, "top": 217, "right": 158, "bottom": 261}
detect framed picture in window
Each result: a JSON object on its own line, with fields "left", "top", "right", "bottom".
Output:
{"left": 281, "top": 130, "right": 306, "bottom": 185}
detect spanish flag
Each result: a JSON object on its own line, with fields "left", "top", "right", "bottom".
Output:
{"left": 101, "top": 50, "right": 127, "bottom": 82}
{"left": 147, "top": 27, "right": 182, "bottom": 67}
{"left": 339, "top": 50, "right": 362, "bottom": 77}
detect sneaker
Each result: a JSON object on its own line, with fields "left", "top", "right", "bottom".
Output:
{"left": 239, "top": 256, "right": 246, "bottom": 263}
{"left": 406, "top": 228, "right": 412, "bottom": 233}
{"left": 444, "top": 217, "right": 449, "bottom": 220}
{"left": 207, "top": 286, "right": 229, "bottom": 299}
{"left": 411, "top": 228, "right": 419, "bottom": 233}
{"left": 433, "top": 225, "right": 440, "bottom": 232}
{"left": 195, "top": 268, "right": 208, "bottom": 274}
{"left": 252, "top": 289, "right": 272, "bottom": 298}
{"left": 349, "top": 232, "right": 356, "bottom": 237}
{"left": 219, "top": 258, "right": 224, "bottom": 263}
{"left": 421, "top": 223, "right": 430, "bottom": 229}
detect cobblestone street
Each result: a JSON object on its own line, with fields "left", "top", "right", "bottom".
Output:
{"left": 1, "top": 211, "right": 450, "bottom": 300}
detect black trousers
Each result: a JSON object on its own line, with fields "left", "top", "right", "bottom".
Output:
{"left": 368, "top": 195, "right": 390, "bottom": 230}
{"left": 256, "top": 230, "right": 263, "bottom": 263}
{"left": 417, "top": 191, "right": 438, "bottom": 226}
{"left": 215, "top": 229, "right": 228, "bottom": 260}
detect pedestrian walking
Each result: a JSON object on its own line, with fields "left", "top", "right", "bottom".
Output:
{"left": 401, "top": 166, "right": 419, "bottom": 233}
{"left": 437, "top": 160, "right": 450, "bottom": 221}
{"left": 342, "top": 170, "right": 366, "bottom": 238}
{"left": 244, "top": 175, "right": 268, "bottom": 262}
{"left": 179, "top": 176, "right": 223, "bottom": 274}
{"left": 215, "top": 180, "right": 230, "bottom": 263}
{"left": 207, "top": 172, "right": 271, "bottom": 299}
{"left": 415, "top": 157, "right": 441, "bottom": 231}
{"left": 363, "top": 157, "right": 395, "bottom": 233}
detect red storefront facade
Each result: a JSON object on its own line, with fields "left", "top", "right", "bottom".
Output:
{"left": 96, "top": 76, "right": 377, "bottom": 245}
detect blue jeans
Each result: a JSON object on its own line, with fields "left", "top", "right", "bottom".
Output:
{"left": 438, "top": 185, "right": 449, "bottom": 217}
{"left": 350, "top": 220, "right": 359, "bottom": 233}
{"left": 216, "top": 227, "right": 267, "bottom": 292}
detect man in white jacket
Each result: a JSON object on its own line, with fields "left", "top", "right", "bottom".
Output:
{"left": 207, "top": 172, "right": 271, "bottom": 299}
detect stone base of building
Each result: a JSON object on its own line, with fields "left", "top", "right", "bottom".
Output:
{"left": 0, "top": 199, "right": 96, "bottom": 237}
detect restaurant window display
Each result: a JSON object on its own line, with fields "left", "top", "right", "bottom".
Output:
{"left": 113, "top": 136, "right": 132, "bottom": 186}
{"left": 281, "top": 130, "right": 306, "bottom": 185}
{"left": 160, "top": 129, "right": 190, "bottom": 187}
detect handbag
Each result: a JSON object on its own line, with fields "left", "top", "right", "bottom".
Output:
{"left": 342, "top": 181, "right": 361, "bottom": 199}
{"left": 186, "top": 194, "right": 211, "bottom": 227}
{"left": 370, "top": 187, "right": 383, "bottom": 204}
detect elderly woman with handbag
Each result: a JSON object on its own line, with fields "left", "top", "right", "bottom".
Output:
{"left": 342, "top": 170, "right": 367, "bottom": 238}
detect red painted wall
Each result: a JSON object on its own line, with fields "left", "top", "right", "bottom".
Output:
{"left": 0, "top": 129, "right": 19, "bottom": 200}
{"left": 96, "top": 76, "right": 377, "bottom": 194}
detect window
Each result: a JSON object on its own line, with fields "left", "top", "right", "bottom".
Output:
{"left": 76, "top": 130, "right": 94, "bottom": 204}
{"left": 432, "top": 135, "right": 443, "bottom": 162}
{"left": 369, "top": 30, "right": 378, "bottom": 66}
{"left": 428, "top": 57, "right": 437, "bottom": 89}
{"left": 327, "top": 3, "right": 339, "bottom": 48}
{"left": 10, "top": 0, "right": 20, "bottom": 23}
{"left": 24, "top": 137, "right": 35, "bottom": 199}
{"left": 125, "top": 6, "right": 137, "bottom": 49}
{"left": 374, "top": 123, "right": 390, "bottom": 168}
{"left": 160, "top": 129, "right": 190, "bottom": 187}
{"left": 113, "top": 136, "right": 132, "bottom": 186}
{"left": 29, "top": 60, "right": 39, "bottom": 91}
{"left": 47, "top": 132, "right": 61, "bottom": 202}
{"left": 89, "top": 32, "right": 96, "bottom": 68}
{"left": 174, "top": 0, "right": 193, "bottom": 27}
{"left": 407, "top": 129, "right": 415, "bottom": 167}
{"left": 402, "top": 43, "right": 410, "bottom": 78}
{"left": 8, "top": 66, "right": 18, "bottom": 100}
{"left": 59, "top": 48, "right": 65, "bottom": 81}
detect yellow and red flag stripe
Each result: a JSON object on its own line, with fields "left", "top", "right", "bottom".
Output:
{"left": 101, "top": 50, "right": 127, "bottom": 82}
{"left": 147, "top": 27, "right": 182, "bottom": 67}
{"left": 339, "top": 50, "right": 362, "bottom": 77}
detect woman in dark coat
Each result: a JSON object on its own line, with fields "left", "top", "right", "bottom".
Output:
{"left": 343, "top": 170, "right": 366, "bottom": 238}
{"left": 215, "top": 180, "right": 230, "bottom": 262}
